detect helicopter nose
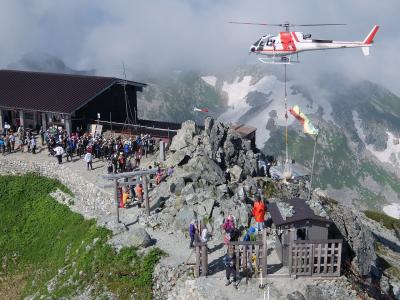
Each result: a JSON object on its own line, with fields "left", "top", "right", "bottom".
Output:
{"left": 250, "top": 46, "right": 256, "bottom": 52}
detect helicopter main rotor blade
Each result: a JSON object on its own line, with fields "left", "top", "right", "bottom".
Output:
{"left": 228, "top": 21, "right": 283, "bottom": 26}
{"left": 292, "top": 23, "right": 347, "bottom": 27}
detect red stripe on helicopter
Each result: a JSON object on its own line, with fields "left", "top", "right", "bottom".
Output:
{"left": 280, "top": 32, "right": 297, "bottom": 51}
{"left": 257, "top": 50, "right": 296, "bottom": 53}
{"left": 291, "top": 32, "right": 300, "bottom": 42}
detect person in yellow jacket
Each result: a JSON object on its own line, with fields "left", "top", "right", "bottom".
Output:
{"left": 122, "top": 187, "right": 130, "bottom": 208}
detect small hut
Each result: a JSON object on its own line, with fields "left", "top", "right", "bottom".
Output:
{"left": 268, "top": 198, "right": 342, "bottom": 277}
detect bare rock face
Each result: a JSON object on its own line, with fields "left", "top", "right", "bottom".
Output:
{"left": 168, "top": 118, "right": 259, "bottom": 180}
{"left": 323, "top": 199, "right": 377, "bottom": 277}
{"left": 169, "top": 120, "right": 198, "bottom": 152}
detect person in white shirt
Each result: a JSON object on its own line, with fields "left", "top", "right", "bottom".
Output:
{"left": 30, "top": 137, "right": 37, "bottom": 154}
{"left": 201, "top": 227, "right": 209, "bottom": 243}
{"left": 84, "top": 152, "right": 93, "bottom": 170}
{"left": 54, "top": 145, "right": 64, "bottom": 164}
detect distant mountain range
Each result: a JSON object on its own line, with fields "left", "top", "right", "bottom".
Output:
{"left": 7, "top": 53, "right": 400, "bottom": 211}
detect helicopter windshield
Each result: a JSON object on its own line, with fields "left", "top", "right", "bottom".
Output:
{"left": 253, "top": 38, "right": 262, "bottom": 46}
{"left": 253, "top": 35, "right": 272, "bottom": 47}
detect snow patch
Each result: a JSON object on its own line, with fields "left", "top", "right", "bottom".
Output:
{"left": 201, "top": 76, "right": 217, "bottom": 87}
{"left": 383, "top": 203, "right": 400, "bottom": 219}
{"left": 353, "top": 110, "right": 400, "bottom": 167}
{"left": 218, "top": 74, "right": 329, "bottom": 148}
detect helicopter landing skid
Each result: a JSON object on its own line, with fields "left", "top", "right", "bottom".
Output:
{"left": 258, "top": 55, "right": 299, "bottom": 65}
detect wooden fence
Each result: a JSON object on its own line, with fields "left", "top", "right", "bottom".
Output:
{"left": 289, "top": 239, "right": 342, "bottom": 277}
{"left": 193, "top": 230, "right": 267, "bottom": 278}
{"left": 228, "top": 229, "right": 268, "bottom": 277}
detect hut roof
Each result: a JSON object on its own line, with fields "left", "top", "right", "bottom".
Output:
{"left": 268, "top": 197, "right": 332, "bottom": 226}
{"left": 0, "top": 69, "right": 146, "bottom": 114}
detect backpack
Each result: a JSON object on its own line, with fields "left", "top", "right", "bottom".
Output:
{"left": 223, "top": 255, "right": 234, "bottom": 268}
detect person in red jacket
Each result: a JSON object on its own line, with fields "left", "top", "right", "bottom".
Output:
{"left": 252, "top": 197, "right": 265, "bottom": 232}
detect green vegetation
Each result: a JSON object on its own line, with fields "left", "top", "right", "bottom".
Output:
{"left": 0, "top": 174, "right": 163, "bottom": 299}
{"left": 364, "top": 210, "right": 400, "bottom": 232}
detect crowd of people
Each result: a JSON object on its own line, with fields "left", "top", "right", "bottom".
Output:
{"left": 0, "top": 124, "right": 38, "bottom": 155}
{"left": 1, "top": 123, "right": 158, "bottom": 173}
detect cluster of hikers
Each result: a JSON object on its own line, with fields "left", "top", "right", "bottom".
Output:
{"left": 1, "top": 123, "right": 157, "bottom": 174}
{"left": 118, "top": 165, "right": 174, "bottom": 209}
{"left": 43, "top": 126, "right": 156, "bottom": 172}
{"left": 0, "top": 125, "right": 38, "bottom": 155}
{"left": 188, "top": 196, "right": 267, "bottom": 288}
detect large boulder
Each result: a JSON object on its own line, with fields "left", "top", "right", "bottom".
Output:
{"left": 185, "top": 155, "right": 225, "bottom": 185}
{"left": 166, "top": 151, "right": 191, "bottom": 167}
{"left": 169, "top": 120, "right": 198, "bottom": 152}
{"left": 174, "top": 207, "right": 197, "bottom": 231}
{"left": 130, "top": 227, "right": 152, "bottom": 248}
{"left": 229, "top": 165, "right": 243, "bottom": 182}
{"left": 323, "top": 199, "right": 377, "bottom": 276}
{"left": 169, "top": 177, "right": 185, "bottom": 195}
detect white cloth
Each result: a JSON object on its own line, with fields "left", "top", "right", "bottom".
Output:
{"left": 84, "top": 152, "right": 92, "bottom": 162}
{"left": 54, "top": 146, "right": 64, "bottom": 156}
{"left": 201, "top": 228, "right": 208, "bottom": 242}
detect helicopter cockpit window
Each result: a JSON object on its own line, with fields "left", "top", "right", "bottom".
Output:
{"left": 253, "top": 38, "right": 262, "bottom": 46}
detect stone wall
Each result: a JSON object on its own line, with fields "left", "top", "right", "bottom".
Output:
{"left": 0, "top": 157, "right": 113, "bottom": 221}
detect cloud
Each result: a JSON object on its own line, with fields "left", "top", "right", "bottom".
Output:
{"left": 0, "top": 0, "right": 399, "bottom": 93}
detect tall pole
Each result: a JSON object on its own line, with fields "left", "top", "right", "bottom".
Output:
{"left": 110, "top": 112, "right": 112, "bottom": 132}
{"left": 308, "top": 134, "right": 318, "bottom": 201}
{"left": 143, "top": 175, "right": 150, "bottom": 216}
{"left": 115, "top": 179, "right": 120, "bottom": 223}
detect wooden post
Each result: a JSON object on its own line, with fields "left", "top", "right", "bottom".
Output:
{"left": 114, "top": 179, "right": 120, "bottom": 223}
{"left": 195, "top": 245, "right": 200, "bottom": 277}
{"left": 262, "top": 229, "right": 267, "bottom": 277}
{"left": 143, "top": 175, "right": 150, "bottom": 216}
{"left": 201, "top": 244, "right": 208, "bottom": 276}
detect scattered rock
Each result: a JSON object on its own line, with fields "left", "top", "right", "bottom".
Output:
{"left": 174, "top": 207, "right": 197, "bottom": 230}
{"left": 229, "top": 165, "right": 243, "bottom": 182}
{"left": 287, "top": 291, "right": 306, "bottom": 300}
{"left": 129, "top": 227, "right": 152, "bottom": 248}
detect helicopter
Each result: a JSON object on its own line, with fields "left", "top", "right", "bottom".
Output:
{"left": 229, "top": 22, "right": 379, "bottom": 64}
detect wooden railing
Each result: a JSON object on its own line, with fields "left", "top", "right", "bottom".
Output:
{"left": 228, "top": 230, "right": 268, "bottom": 277}
{"left": 289, "top": 239, "right": 342, "bottom": 277}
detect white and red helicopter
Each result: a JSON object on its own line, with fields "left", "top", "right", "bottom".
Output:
{"left": 229, "top": 22, "right": 379, "bottom": 64}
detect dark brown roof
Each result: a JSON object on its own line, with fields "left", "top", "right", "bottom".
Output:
{"left": 0, "top": 70, "right": 146, "bottom": 114}
{"left": 267, "top": 198, "right": 332, "bottom": 226}
{"left": 232, "top": 123, "right": 257, "bottom": 136}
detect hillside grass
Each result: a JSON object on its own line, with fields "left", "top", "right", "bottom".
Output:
{"left": 0, "top": 174, "right": 163, "bottom": 299}
{"left": 364, "top": 210, "right": 400, "bottom": 232}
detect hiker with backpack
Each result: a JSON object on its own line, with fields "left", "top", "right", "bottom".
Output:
{"left": 224, "top": 247, "right": 238, "bottom": 288}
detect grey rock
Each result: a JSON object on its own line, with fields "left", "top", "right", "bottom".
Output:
{"left": 169, "top": 177, "right": 185, "bottom": 195}
{"left": 202, "top": 198, "right": 215, "bottom": 218}
{"left": 229, "top": 165, "right": 243, "bottom": 182}
{"left": 130, "top": 227, "right": 152, "bottom": 248}
{"left": 169, "top": 120, "right": 198, "bottom": 152}
{"left": 174, "top": 207, "right": 197, "bottom": 230}
{"left": 287, "top": 291, "right": 306, "bottom": 300}
{"left": 181, "top": 182, "right": 195, "bottom": 195}
{"left": 204, "top": 117, "right": 214, "bottom": 135}
{"left": 173, "top": 196, "right": 186, "bottom": 211}
{"left": 166, "top": 151, "right": 191, "bottom": 167}
{"left": 217, "top": 184, "right": 228, "bottom": 195}
{"left": 186, "top": 155, "right": 225, "bottom": 185}
{"left": 324, "top": 201, "right": 377, "bottom": 277}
